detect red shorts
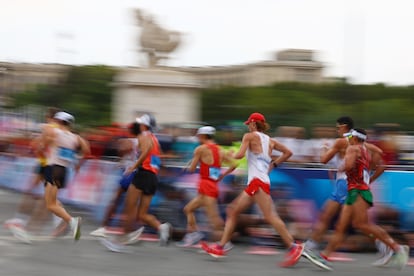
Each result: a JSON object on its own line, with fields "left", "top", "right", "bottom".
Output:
{"left": 198, "top": 178, "right": 219, "bottom": 198}
{"left": 244, "top": 178, "right": 270, "bottom": 196}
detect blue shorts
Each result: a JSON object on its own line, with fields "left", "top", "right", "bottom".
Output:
{"left": 329, "top": 178, "right": 348, "bottom": 205}
{"left": 119, "top": 170, "right": 136, "bottom": 191}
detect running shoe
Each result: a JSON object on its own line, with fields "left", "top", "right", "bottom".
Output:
{"left": 303, "top": 239, "right": 319, "bottom": 251}
{"left": 123, "top": 226, "right": 145, "bottom": 245}
{"left": 159, "top": 222, "right": 171, "bottom": 246}
{"left": 279, "top": 243, "right": 304, "bottom": 267}
{"left": 371, "top": 245, "right": 394, "bottom": 267}
{"left": 176, "top": 231, "right": 204, "bottom": 247}
{"left": 223, "top": 241, "right": 234, "bottom": 252}
{"left": 90, "top": 227, "right": 107, "bottom": 238}
{"left": 200, "top": 242, "right": 226, "bottom": 258}
{"left": 100, "top": 238, "right": 131, "bottom": 253}
{"left": 8, "top": 225, "right": 32, "bottom": 244}
{"left": 71, "top": 217, "right": 82, "bottom": 241}
{"left": 4, "top": 218, "right": 25, "bottom": 229}
{"left": 392, "top": 245, "right": 409, "bottom": 270}
{"left": 302, "top": 248, "right": 333, "bottom": 271}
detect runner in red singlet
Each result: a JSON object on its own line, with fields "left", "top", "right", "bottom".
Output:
{"left": 306, "top": 128, "right": 409, "bottom": 270}
{"left": 176, "top": 126, "right": 236, "bottom": 248}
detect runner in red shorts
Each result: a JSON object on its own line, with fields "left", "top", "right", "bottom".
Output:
{"left": 177, "top": 126, "right": 237, "bottom": 248}
{"left": 201, "top": 113, "right": 304, "bottom": 268}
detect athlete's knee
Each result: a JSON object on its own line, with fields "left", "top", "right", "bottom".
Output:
{"left": 183, "top": 204, "right": 193, "bottom": 215}
{"left": 225, "top": 203, "right": 239, "bottom": 218}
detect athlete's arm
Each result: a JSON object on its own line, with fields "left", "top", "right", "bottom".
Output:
{"left": 218, "top": 148, "right": 238, "bottom": 181}
{"left": 74, "top": 135, "right": 92, "bottom": 173}
{"left": 365, "top": 142, "right": 385, "bottom": 183}
{"left": 233, "top": 133, "right": 250, "bottom": 159}
{"left": 270, "top": 139, "right": 292, "bottom": 167}
{"left": 187, "top": 146, "right": 202, "bottom": 173}
{"left": 320, "top": 138, "right": 343, "bottom": 164}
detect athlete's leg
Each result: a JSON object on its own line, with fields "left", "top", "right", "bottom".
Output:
{"left": 102, "top": 187, "right": 125, "bottom": 227}
{"left": 310, "top": 199, "right": 341, "bottom": 243}
{"left": 322, "top": 204, "right": 352, "bottom": 256}
{"left": 44, "top": 183, "right": 71, "bottom": 223}
{"left": 254, "top": 189, "right": 294, "bottom": 248}
{"left": 218, "top": 192, "right": 253, "bottom": 247}
{"left": 351, "top": 196, "right": 400, "bottom": 251}
{"left": 137, "top": 193, "right": 161, "bottom": 230}
{"left": 122, "top": 185, "right": 141, "bottom": 233}
{"left": 203, "top": 195, "right": 224, "bottom": 240}
{"left": 183, "top": 195, "right": 204, "bottom": 233}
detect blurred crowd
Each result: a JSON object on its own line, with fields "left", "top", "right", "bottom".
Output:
{"left": 1, "top": 116, "right": 413, "bottom": 167}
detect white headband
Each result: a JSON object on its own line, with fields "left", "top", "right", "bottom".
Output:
{"left": 343, "top": 129, "right": 367, "bottom": 141}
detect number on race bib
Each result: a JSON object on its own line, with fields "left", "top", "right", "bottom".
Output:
{"left": 209, "top": 167, "right": 221, "bottom": 181}
{"left": 58, "top": 147, "right": 75, "bottom": 162}
{"left": 150, "top": 156, "right": 161, "bottom": 170}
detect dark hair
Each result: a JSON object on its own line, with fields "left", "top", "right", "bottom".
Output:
{"left": 129, "top": 122, "right": 141, "bottom": 136}
{"left": 255, "top": 121, "right": 270, "bottom": 132}
{"left": 336, "top": 116, "right": 354, "bottom": 130}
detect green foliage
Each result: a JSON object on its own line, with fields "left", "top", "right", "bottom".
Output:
{"left": 201, "top": 82, "right": 414, "bottom": 135}
{"left": 11, "top": 65, "right": 116, "bottom": 127}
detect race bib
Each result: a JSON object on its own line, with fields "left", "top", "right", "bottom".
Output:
{"left": 150, "top": 156, "right": 161, "bottom": 170}
{"left": 209, "top": 167, "right": 221, "bottom": 181}
{"left": 58, "top": 147, "right": 76, "bottom": 162}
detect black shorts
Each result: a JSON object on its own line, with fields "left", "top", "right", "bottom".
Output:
{"left": 34, "top": 163, "right": 47, "bottom": 177}
{"left": 44, "top": 165, "right": 68, "bottom": 189}
{"left": 132, "top": 168, "right": 158, "bottom": 195}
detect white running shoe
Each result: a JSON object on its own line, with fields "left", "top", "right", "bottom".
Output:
{"left": 372, "top": 245, "right": 394, "bottom": 266}
{"left": 223, "top": 241, "right": 234, "bottom": 252}
{"left": 70, "top": 217, "right": 82, "bottom": 241}
{"left": 123, "top": 226, "right": 145, "bottom": 245}
{"left": 303, "top": 239, "right": 319, "bottom": 251}
{"left": 176, "top": 231, "right": 204, "bottom": 247}
{"left": 302, "top": 248, "right": 333, "bottom": 271}
{"left": 392, "top": 245, "right": 409, "bottom": 270}
{"left": 159, "top": 222, "right": 171, "bottom": 246}
{"left": 8, "top": 225, "right": 32, "bottom": 244}
{"left": 90, "top": 227, "right": 107, "bottom": 238}
{"left": 100, "top": 238, "right": 131, "bottom": 253}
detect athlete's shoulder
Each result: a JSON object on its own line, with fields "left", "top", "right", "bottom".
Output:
{"left": 334, "top": 137, "right": 348, "bottom": 148}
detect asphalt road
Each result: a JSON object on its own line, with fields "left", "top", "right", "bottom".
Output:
{"left": 0, "top": 188, "right": 413, "bottom": 276}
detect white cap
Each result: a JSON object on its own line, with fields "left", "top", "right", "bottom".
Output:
{"left": 197, "top": 126, "right": 216, "bottom": 136}
{"left": 54, "top": 111, "right": 75, "bottom": 124}
{"left": 343, "top": 129, "right": 367, "bottom": 141}
{"left": 136, "top": 114, "right": 154, "bottom": 128}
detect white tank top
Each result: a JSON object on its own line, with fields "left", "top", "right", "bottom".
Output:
{"left": 47, "top": 128, "right": 79, "bottom": 167}
{"left": 333, "top": 155, "right": 347, "bottom": 180}
{"left": 247, "top": 132, "right": 272, "bottom": 184}
{"left": 119, "top": 138, "right": 139, "bottom": 169}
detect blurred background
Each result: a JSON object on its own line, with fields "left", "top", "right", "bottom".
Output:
{"left": 0, "top": 0, "right": 413, "bottom": 256}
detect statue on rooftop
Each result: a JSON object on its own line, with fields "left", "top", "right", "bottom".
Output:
{"left": 135, "top": 9, "right": 182, "bottom": 67}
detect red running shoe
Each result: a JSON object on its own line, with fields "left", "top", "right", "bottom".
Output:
{"left": 201, "top": 242, "right": 226, "bottom": 258}
{"left": 279, "top": 243, "right": 304, "bottom": 267}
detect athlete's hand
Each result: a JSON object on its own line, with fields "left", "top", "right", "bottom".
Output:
{"left": 124, "top": 166, "right": 136, "bottom": 176}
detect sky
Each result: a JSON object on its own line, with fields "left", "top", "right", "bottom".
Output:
{"left": 1, "top": 0, "right": 413, "bottom": 85}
